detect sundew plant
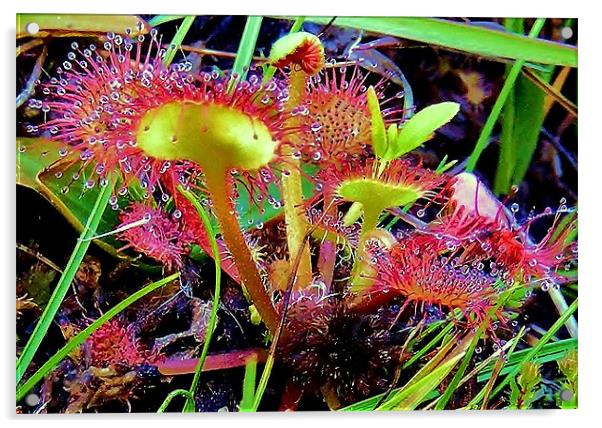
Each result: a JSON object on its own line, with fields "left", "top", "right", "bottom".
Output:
{"left": 16, "top": 15, "right": 578, "bottom": 413}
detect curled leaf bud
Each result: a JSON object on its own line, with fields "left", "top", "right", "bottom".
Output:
{"left": 269, "top": 32, "right": 325, "bottom": 75}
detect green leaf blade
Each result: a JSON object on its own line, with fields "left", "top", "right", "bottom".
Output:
{"left": 386, "top": 101, "right": 459, "bottom": 161}
{"left": 295, "top": 17, "right": 577, "bottom": 67}
{"left": 367, "top": 86, "right": 387, "bottom": 158}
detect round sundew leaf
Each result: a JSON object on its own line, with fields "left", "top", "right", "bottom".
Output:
{"left": 338, "top": 178, "right": 422, "bottom": 214}
{"left": 367, "top": 86, "right": 387, "bottom": 159}
{"left": 136, "top": 102, "right": 278, "bottom": 173}
{"left": 269, "top": 32, "right": 316, "bottom": 61}
{"left": 384, "top": 101, "right": 460, "bottom": 161}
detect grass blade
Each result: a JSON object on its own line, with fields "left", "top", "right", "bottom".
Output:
{"left": 17, "top": 272, "right": 180, "bottom": 401}
{"left": 523, "top": 67, "right": 577, "bottom": 118}
{"left": 250, "top": 351, "right": 275, "bottom": 411}
{"left": 16, "top": 177, "right": 113, "bottom": 384}
{"left": 376, "top": 331, "right": 459, "bottom": 410}
{"left": 477, "top": 337, "right": 578, "bottom": 382}
{"left": 148, "top": 15, "right": 187, "bottom": 27}
{"left": 157, "top": 390, "right": 192, "bottom": 413}
{"left": 387, "top": 354, "right": 464, "bottom": 410}
{"left": 493, "top": 19, "right": 523, "bottom": 194}
{"left": 378, "top": 333, "right": 469, "bottom": 410}
{"left": 465, "top": 18, "right": 546, "bottom": 172}
{"left": 295, "top": 17, "right": 576, "bottom": 67}
{"left": 435, "top": 324, "right": 487, "bottom": 409}
{"left": 477, "top": 327, "right": 525, "bottom": 409}
{"left": 162, "top": 16, "right": 195, "bottom": 67}
{"left": 239, "top": 356, "right": 258, "bottom": 411}
{"left": 508, "top": 74, "right": 551, "bottom": 188}
{"left": 178, "top": 187, "right": 222, "bottom": 412}
{"left": 231, "top": 16, "right": 263, "bottom": 84}
{"left": 402, "top": 320, "right": 455, "bottom": 370}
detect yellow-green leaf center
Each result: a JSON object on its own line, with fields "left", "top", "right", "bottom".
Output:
{"left": 337, "top": 177, "right": 422, "bottom": 213}
{"left": 136, "top": 101, "right": 278, "bottom": 172}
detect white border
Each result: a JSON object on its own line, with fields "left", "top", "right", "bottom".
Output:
{"left": 4, "top": 1, "right": 601, "bottom": 427}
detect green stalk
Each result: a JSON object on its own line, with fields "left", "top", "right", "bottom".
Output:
{"left": 17, "top": 272, "right": 180, "bottom": 401}
{"left": 493, "top": 18, "right": 522, "bottom": 193}
{"left": 465, "top": 18, "right": 546, "bottom": 172}
{"left": 281, "top": 70, "right": 313, "bottom": 289}
{"left": 202, "top": 169, "right": 278, "bottom": 333}
{"left": 162, "top": 16, "right": 195, "bottom": 67}
{"left": 230, "top": 16, "right": 263, "bottom": 86}
{"left": 477, "top": 337, "right": 576, "bottom": 382}
{"left": 250, "top": 351, "right": 275, "bottom": 411}
{"left": 291, "top": 17, "right": 575, "bottom": 67}
{"left": 481, "top": 328, "right": 524, "bottom": 408}
{"left": 148, "top": 15, "right": 187, "bottom": 27}
{"left": 177, "top": 187, "right": 222, "bottom": 412}
{"left": 239, "top": 356, "right": 258, "bottom": 411}
{"left": 350, "top": 205, "right": 381, "bottom": 288}
{"left": 249, "top": 214, "right": 317, "bottom": 411}
{"left": 157, "top": 390, "right": 192, "bottom": 413}
{"left": 289, "top": 17, "right": 306, "bottom": 34}
{"left": 402, "top": 321, "right": 455, "bottom": 370}
{"left": 16, "top": 177, "right": 113, "bottom": 385}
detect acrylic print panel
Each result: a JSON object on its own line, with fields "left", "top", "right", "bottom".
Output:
{"left": 16, "top": 14, "right": 578, "bottom": 413}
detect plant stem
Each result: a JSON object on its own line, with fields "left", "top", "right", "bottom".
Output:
{"left": 157, "top": 390, "right": 192, "bottom": 413}
{"left": 350, "top": 206, "right": 380, "bottom": 288}
{"left": 435, "top": 320, "right": 487, "bottom": 409}
{"left": 493, "top": 18, "right": 520, "bottom": 195}
{"left": 16, "top": 178, "right": 113, "bottom": 385}
{"left": 250, "top": 215, "right": 316, "bottom": 411}
{"left": 203, "top": 169, "right": 279, "bottom": 333}
{"left": 465, "top": 18, "right": 546, "bottom": 172}
{"left": 251, "top": 353, "right": 275, "bottom": 411}
{"left": 281, "top": 166, "right": 313, "bottom": 289}
{"left": 239, "top": 356, "right": 258, "bottom": 411}
{"left": 281, "top": 70, "right": 313, "bottom": 289}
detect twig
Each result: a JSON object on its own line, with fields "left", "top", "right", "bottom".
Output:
{"left": 541, "top": 127, "right": 577, "bottom": 171}
{"left": 16, "top": 243, "right": 63, "bottom": 273}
